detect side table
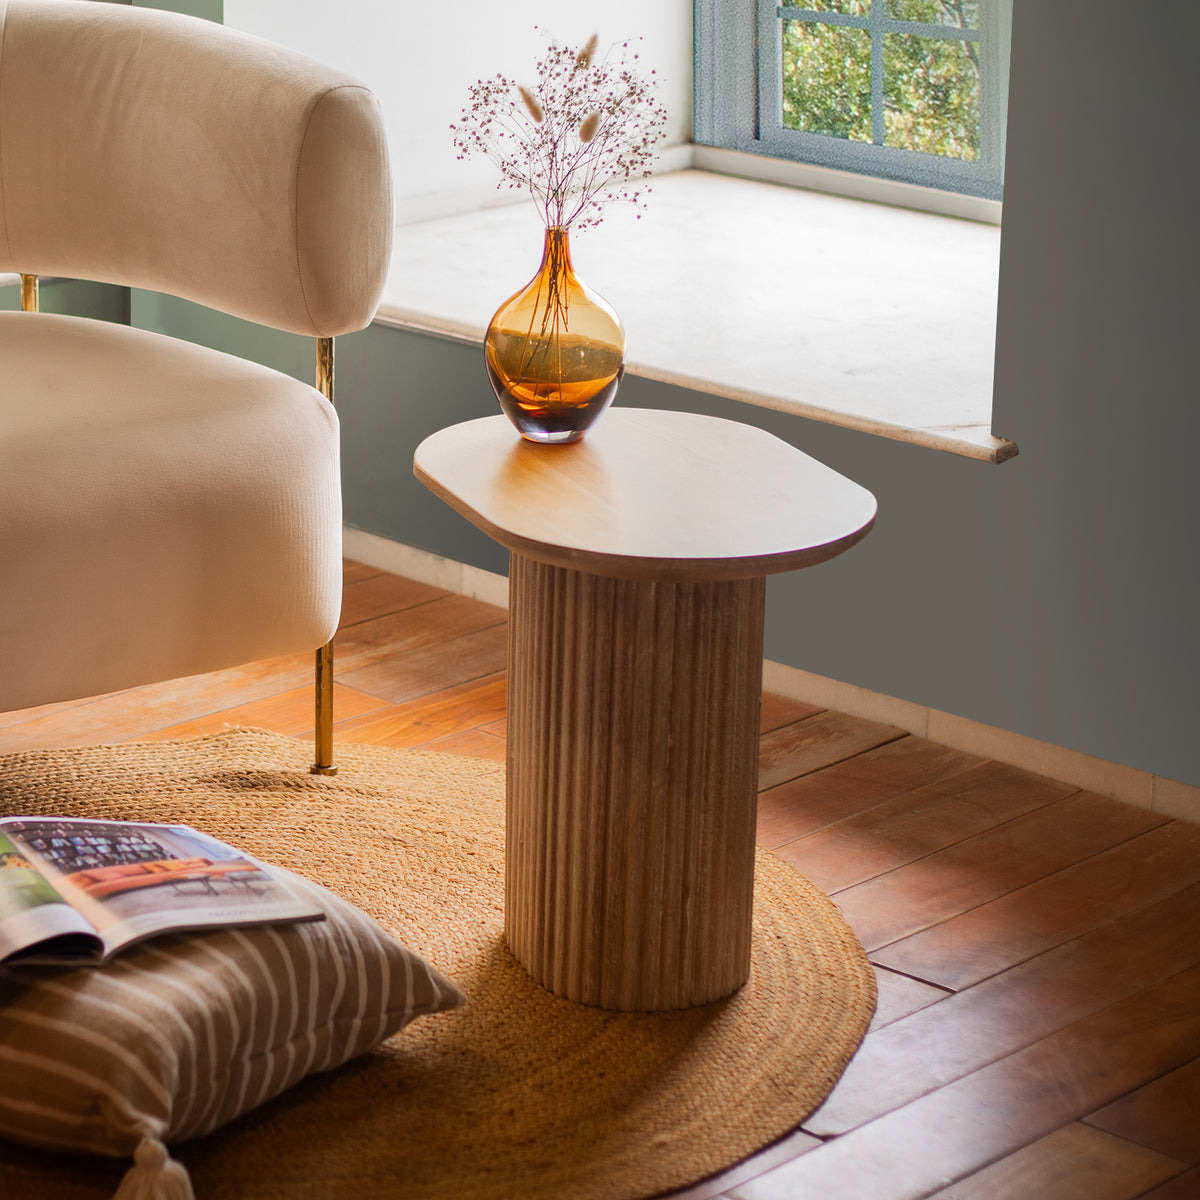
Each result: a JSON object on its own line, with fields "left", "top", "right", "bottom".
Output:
{"left": 414, "top": 408, "right": 876, "bottom": 1010}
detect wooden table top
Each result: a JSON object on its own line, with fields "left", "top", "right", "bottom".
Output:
{"left": 413, "top": 408, "right": 877, "bottom": 581}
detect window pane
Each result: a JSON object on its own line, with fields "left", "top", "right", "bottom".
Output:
{"left": 781, "top": 21, "right": 872, "bottom": 142}
{"left": 883, "top": 33, "right": 980, "bottom": 158}
{"left": 885, "top": 0, "right": 979, "bottom": 30}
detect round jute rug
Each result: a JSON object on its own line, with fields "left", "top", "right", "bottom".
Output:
{"left": 0, "top": 728, "right": 874, "bottom": 1200}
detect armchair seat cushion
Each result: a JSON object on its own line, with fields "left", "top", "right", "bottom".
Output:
{"left": 0, "top": 312, "right": 343, "bottom": 712}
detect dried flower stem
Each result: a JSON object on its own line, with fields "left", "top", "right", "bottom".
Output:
{"left": 450, "top": 32, "right": 668, "bottom": 231}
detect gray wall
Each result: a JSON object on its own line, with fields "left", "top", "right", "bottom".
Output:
{"left": 2, "top": 279, "right": 128, "bottom": 322}
{"left": 132, "top": 0, "right": 221, "bottom": 21}
{"left": 126, "top": 1, "right": 1199, "bottom": 789}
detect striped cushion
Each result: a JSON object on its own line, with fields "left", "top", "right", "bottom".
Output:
{"left": 0, "top": 869, "right": 463, "bottom": 1158}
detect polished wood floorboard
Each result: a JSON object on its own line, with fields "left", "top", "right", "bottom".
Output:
{"left": 2, "top": 559, "right": 1196, "bottom": 1200}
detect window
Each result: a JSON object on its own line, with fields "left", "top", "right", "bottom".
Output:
{"left": 695, "top": 0, "right": 1011, "bottom": 200}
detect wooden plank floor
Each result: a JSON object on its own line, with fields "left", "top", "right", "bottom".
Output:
{"left": 3, "top": 558, "right": 1197, "bottom": 1200}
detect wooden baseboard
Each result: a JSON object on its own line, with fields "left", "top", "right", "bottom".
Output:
{"left": 761, "top": 663, "right": 1198, "bottom": 823}
{"left": 345, "top": 528, "right": 1200, "bottom": 825}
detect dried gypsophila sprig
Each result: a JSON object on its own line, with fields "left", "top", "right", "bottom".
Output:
{"left": 450, "top": 31, "right": 668, "bottom": 231}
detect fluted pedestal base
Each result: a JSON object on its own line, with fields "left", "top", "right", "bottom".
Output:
{"left": 505, "top": 552, "right": 766, "bottom": 1010}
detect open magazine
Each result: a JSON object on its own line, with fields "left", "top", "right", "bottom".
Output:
{"left": 0, "top": 816, "right": 324, "bottom": 966}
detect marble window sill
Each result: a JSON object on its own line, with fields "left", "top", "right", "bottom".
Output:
{"left": 379, "top": 170, "right": 1013, "bottom": 463}
{"left": 380, "top": 169, "right": 1014, "bottom": 463}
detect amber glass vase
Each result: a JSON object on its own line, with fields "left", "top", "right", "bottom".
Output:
{"left": 485, "top": 226, "right": 625, "bottom": 444}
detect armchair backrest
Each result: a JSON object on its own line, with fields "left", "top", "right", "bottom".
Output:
{"left": 0, "top": 0, "right": 392, "bottom": 337}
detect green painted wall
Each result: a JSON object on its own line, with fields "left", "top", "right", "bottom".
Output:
{"left": 132, "top": 0, "right": 221, "bottom": 22}
{"left": 1, "top": 279, "right": 128, "bottom": 322}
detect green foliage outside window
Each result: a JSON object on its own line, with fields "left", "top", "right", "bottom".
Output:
{"left": 781, "top": 0, "right": 982, "bottom": 161}
{"left": 783, "top": 21, "right": 873, "bottom": 142}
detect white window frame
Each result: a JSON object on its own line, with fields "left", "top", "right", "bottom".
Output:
{"left": 695, "top": 0, "right": 1011, "bottom": 201}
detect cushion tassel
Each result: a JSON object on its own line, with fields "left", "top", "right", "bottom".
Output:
{"left": 113, "top": 1137, "right": 195, "bottom": 1200}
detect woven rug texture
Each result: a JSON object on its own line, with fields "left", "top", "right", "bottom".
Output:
{"left": 0, "top": 728, "right": 875, "bottom": 1200}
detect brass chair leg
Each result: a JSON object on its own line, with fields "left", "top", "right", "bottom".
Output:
{"left": 310, "top": 335, "right": 339, "bottom": 776}
{"left": 20, "top": 273, "right": 38, "bottom": 312}
{"left": 311, "top": 638, "right": 337, "bottom": 775}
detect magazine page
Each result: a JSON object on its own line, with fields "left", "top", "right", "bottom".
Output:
{"left": 0, "top": 829, "right": 102, "bottom": 963}
{"left": 0, "top": 817, "right": 325, "bottom": 961}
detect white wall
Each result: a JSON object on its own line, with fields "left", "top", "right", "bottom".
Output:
{"left": 224, "top": 0, "right": 693, "bottom": 222}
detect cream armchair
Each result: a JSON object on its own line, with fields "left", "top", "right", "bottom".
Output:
{"left": 0, "top": 0, "right": 392, "bottom": 773}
